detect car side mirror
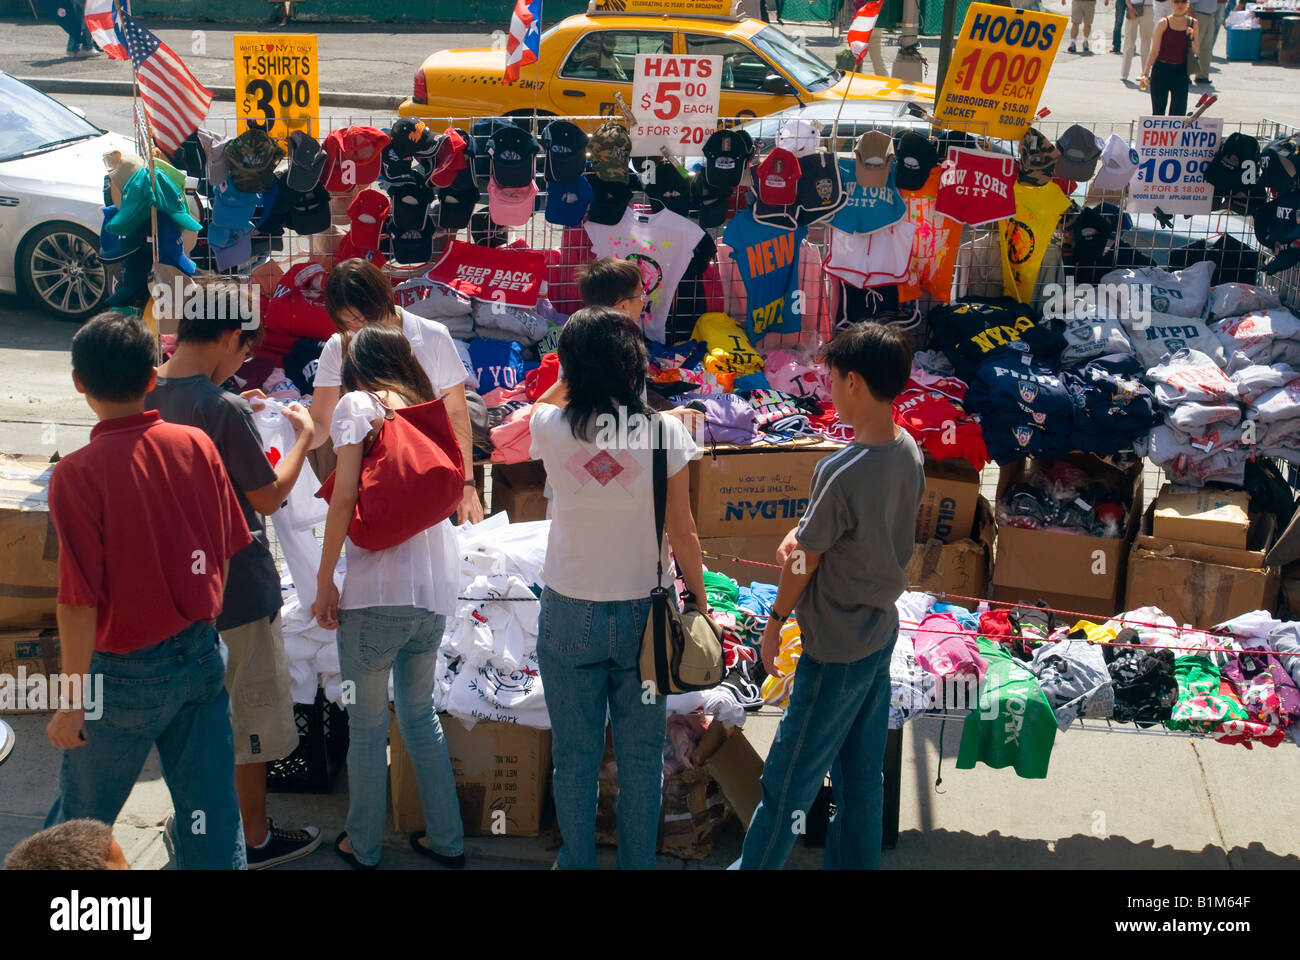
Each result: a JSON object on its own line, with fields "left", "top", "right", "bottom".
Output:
{"left": 763, "top": 73, "right": 794, "bottom": 95}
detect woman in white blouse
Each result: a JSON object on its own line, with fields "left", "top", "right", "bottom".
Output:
{"left": 312, "top": 324, "right": 465, "bottom": 870}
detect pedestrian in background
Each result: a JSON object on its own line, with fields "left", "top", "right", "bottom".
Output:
{"left": 1142, "top": 0, "right": 1196, "bottom": 114}
{"left": 1112, "top": 0, "right": 1126, "bottom": 52}
{"left": 1121, "top": 0, "right": 1154, "bottom": 82}
{"left": 1188, "top": 0, "right": 1222, "bottom": 84}
{"left": 39, "top": 0, "right": 98, "bottom": 57}
{"left": 1064, "top": 0, "right": 1111, "bottom": 53}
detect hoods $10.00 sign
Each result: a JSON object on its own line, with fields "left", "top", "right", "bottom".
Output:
{"left": 631, "top": 54, "right": 722, "bottom": 157}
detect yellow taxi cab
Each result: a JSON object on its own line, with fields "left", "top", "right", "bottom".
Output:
{"left": 398, "top": 2, "right": 933, "bottom": 127}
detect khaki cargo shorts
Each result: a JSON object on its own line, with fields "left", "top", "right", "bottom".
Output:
{"left": 1072, "top": 0, "right": 1097, "bottom": 25}
{"left": 221, "top": 613, "right": 300, "bottom": 765}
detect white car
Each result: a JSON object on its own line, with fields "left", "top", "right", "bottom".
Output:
{"left": 0, "top": 72, "right": 134, "bottom": 321}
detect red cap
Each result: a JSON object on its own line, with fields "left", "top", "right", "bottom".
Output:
{"left": 346, "top": 188, "right": 391, "bottom": 252}
{"left": 430, "top": 127, "right": 468, "bottom": 188}
{"left": 756, "top": 148, "right": 800, "bottom": 206}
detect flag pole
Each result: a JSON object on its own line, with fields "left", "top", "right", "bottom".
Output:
{"left": 830, "top": 58, "right": 858, "bottom": 146}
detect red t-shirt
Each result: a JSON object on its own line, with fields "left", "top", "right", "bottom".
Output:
{"left": 48, "top": 411, "right": 252, "bottom": 654}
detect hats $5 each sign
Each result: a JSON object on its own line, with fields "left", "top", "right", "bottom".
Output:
{"left": 631, "top": 54, "right": 722, "bottom": 157}
{"left": 234, "top": 34, "right": 320, "bottom": 143}
{"left": 935, "top": 4, "right": 1066, "bottom": 141}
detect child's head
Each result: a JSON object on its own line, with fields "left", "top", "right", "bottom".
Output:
{"left": 557, "top": 305, "right": 649, "bottom": 441}
{"left": 175, "top": 285, "right": 264, "bottom": 384}
{"left": 576, "top": 257, "right": 645, "bottom": 323}
{"left": 325, "top": 258, "right": 397, "bottom": 335}
{"left": 4, "top": 819, "right": 129, "bottom": 870}
{"left": 341, "top": 322, "right": 434, "bottom": 407}
{"left": 818, "top": 322, "right": 912, "bottom": 418}
{"left": 71, "top": 312, "right": 158, "bottom": 407}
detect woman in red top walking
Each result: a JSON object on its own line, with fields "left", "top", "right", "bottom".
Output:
{"left": 1141, "top": 0, "right": 1197, "bottom": 115}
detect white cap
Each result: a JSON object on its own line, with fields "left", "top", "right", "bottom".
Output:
{"left": 776, "top": 118, "right": 821, "bottom": 157}
{"left": 1092, "top": 133, "right": 1139, "bottom": 191}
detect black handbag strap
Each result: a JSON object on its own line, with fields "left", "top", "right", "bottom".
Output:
{"left": 652, "top": 414, "right": 667, "bottom": 588}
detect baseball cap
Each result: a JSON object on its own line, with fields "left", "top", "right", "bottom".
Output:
{"left": 390, "top": 182, "right": 434, "bottom": 232}
{"left": 776, "top": 118, "right": 820, "bottom": 157}
{"left": 430, "top": 127, "right": 470, "bottom": 188}
{"left": 1205, "top": 131, "right": 1261, "bottom": 194}
{"left": 936, "top": 129, "right": 980, "bottom": 161}
{"left": 488, "top": 124, "right": 539, "bottom": 189}
{"left": 893, "top": 131, "right": 937, "bottom": 190}
{"left": 756, "top": 148, "right": 801, "bottom": 205}
{"left": 97, "top": 205, "right": 144, "bottom": 262}
{"left": 853, "top": 131, "right": 893, "bottom": 188}
{"left": 589, "top": 121, "right": 632, "bottom": 183}
{"left": 469, "top": 208, "right": 509, "bottom": 247}
{"left": 388, "top": 213, "right": 435, "bottom": 264}
{"left": 544, "top": 174, "right": 594, "bottom": 227}
{"left": 1260, "top": 133, "right": 1300, "bottom": 195}
{"left": 288, "top": 183, "right": 331, "bottom": 235}
{"left": 155, "top": 212, "right": 196, "bottom": 277}
{"left": 388, "top": 117, "right": 439, "bottom": 159}
{"left": 586, "top": 172, "right": 633, "bottom": 225}
{"left": 285, "top": 131, "right": 326, "bottom": 193}
{"left": 703, "top": 129, "right": 753, "bottom": 189}
{"left": 105, "top": 151, "right": 143, "bottom": 209}
{"left": 108, "top": 166, "right": 204, "bottom": 236}
{"left": 752, "top": 196, "right": 799, "bottom": 232}
{"left": 436, "top": 181, "right": 480, "bottom": 230}
{"left": 209, "top": 227, "right": 253, "bottom": 271}
{"left": 1055, "top": 124, "right": 1105, "bottom": 180}
{"left": 1018, "top": 127, "right": 1060, "bottom": 186}
{"left": 195, "top": 130, "right": 231, "bottom": 191}
{"left": 225, "top": 127, "right": 284, "bottom": 194}
{"left": 1065, "top": 206, "right": 1112, "bottom": 264}
{"left": 488, "top": 179, "right": 538, "bottom": 227}
{"left": 644, "top": 159, "right": 691, "bottom": 216}
{"left": 794, "top": 151, "right": 847, "bottom": 225}
{"left": 347, "top": 188, "right": 391, "bottom": 251}
{"left": 255, "top": 173, "right": 295, "bottom": 238}
{"left": 1092, "top": 134, "right": 1140, "bottom": 191}
{"left": 542, "top": 120, "right": 588, "bottom": 182}
{"left": 692, "top": 177, "right": 730, "bottom": 228}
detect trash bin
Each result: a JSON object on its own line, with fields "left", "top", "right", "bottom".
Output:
{"left": 1225, "top": 25, "right": 1262, "bottom": 62}
{"left": 1281, "top": 17, "right": 1300, "bottom": 66}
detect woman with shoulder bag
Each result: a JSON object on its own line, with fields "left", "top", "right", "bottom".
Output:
{"left": 312, "top": 324, "right": 465, "bottom": 870}
{"left": 529, "top": 307, "right": 713, "bottom": 870}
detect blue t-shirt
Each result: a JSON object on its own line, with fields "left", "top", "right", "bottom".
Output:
{"left": 467, "top": 338, "right": 525, "bottom": 392}
{"left": 829, "top": 157, "right": 907, "bottom": 235}
{"left": 722, "top": 208, "right": 808, "bottom": 341}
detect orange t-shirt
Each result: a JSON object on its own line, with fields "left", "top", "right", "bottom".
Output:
{"left": 899, "top": 167, "right": 963, "bottom": 303}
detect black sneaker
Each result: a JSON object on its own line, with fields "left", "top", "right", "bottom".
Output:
{"left": 247, "top": 819, "right": 322, "bottom": 869}
{"left": 1068, "top": 41, "right": 1077, "bottom": 53}
{"left": 409, "top": 833, "right": 466, "bottom": 868}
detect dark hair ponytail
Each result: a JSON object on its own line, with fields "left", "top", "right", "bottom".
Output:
{"left": 341, "top": 323, "right": 435, "bottom": 407}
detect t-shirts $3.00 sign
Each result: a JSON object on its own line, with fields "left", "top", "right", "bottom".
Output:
{"left": 631, "top": 54, "right": 722, "bottom": 156}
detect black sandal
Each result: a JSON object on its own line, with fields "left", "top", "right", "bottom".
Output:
{"left": 334, "top": 832, "right": 377, "bottom": 870}
{"left": 409, "top": 832, "right": 466, "bottom": 869}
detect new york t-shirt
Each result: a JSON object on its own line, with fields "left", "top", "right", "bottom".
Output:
{"left": 721, "top": 207, "right": 809, "bottom": 341}
{"left": 829, "top": 157, "right": 907, "bottom": 235}
{"left": 584, "top": 207, "right": 705, "bottom": 344}
{"left": 937, "top": 147, "right": 1018, "bottom": 226}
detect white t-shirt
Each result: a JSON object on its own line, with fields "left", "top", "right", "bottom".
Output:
{"left": 314, "top": 307, "right": 468, "bottom": 396}
{"left": 529, "top": 404, "right": 701, "bottom": 601}
{"left": 329, "top": 391, "right": 460, "bottom": 615}
{"left": 584, "top": 207, "right": 704, "bottom": 344}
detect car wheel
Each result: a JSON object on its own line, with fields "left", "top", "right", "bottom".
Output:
{"left": 20, "top": 222, "right": 107, "bottom": 322}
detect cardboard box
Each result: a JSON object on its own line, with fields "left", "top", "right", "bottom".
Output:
{"left": 699, "top": 535, "right": 785, "bottom": 584}
{"left": 0, "top": 454, "right": 59, "bottom": 629}
{"left": 689, "top": 441, "right": 839, "bottom": 538}
{"left": 991, "top": 454, "right": 1143, "bottom": 619}
{"left": 915, "top": 457, "right": 981, "bottom": 544}
{"left": 697, "top": 723, "right": 764, "bottom": 829}
{"left": 0, "top": 628, "right": 60, "bottom": 715}
{"left": 490, "top": 460, "right": 548, "bottom": 524}
{"left": 1125, "top": 506, "right": 1280, "bottom": 628}
{"left": 389, "top": 712, "right": 551, "bottom": 837}
{"left": 907, "top": 497, "right": 995, "bottom": 600}
{"left": 1152, "top": 485, "right": 1251, "bottom": 549}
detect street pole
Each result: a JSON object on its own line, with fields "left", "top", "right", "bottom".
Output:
{"left": 936, "top": 0, "right": 958, "bottom": 91}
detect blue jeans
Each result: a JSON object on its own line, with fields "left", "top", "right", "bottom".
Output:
{"left": 46, "top": 620, "right": 242, "bottom": 870}
{"left": 537, "top": 588, "right": 665, "bottom": 870}
{"left": 740, "top": 642, "right": 895, "bottom": 870}
{"left": 1113, "top": 0, "right": 1126, "bottom": 47}
{"left": 336, "top": 605, "right": 463, "bottom": 866}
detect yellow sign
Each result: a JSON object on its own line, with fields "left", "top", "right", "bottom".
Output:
{"left": 934, "top": 4, "right": 1066, "bottom": 140}
{"left": 233, "top": 34, "right": 319, "bottom": 144}
{"left": 594, "top": 0, "right": 737, "bottom": 15}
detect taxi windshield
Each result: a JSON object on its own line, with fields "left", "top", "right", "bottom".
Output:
{"left": 750, "top": 26, "right": 839, "bottom": 92}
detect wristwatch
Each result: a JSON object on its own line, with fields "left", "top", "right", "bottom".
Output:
{"left": 770, "top": 609, "right": 790, "bottom": 625}
{"left": 464, "top": 479, "right": 477, "bottom": 487}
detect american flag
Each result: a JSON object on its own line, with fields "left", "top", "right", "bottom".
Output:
{"left": 503, "top": 0, "right": 542, "bottom": 84}
{"left": 847, "top": 0, "right": 885, "bottom": 65}
{"left": 83, "top": 0, "right": 129, "bottom": 60}
{"left": 117, "top": 14, "right": 212, "bottom": 157}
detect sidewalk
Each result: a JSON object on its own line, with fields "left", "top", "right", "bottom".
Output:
{"left": 4, "top": 16, "right": 1297, "bottom": 126}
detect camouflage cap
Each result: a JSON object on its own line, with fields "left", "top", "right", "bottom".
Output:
{"left": 1018, "top": 126, "right": 1059, "bottom": 185}
{"left": 589, "top": 120, "right": 631, "bottom": 184}
{"left": 225, "top": 127, "right": 285, "bottom": 194}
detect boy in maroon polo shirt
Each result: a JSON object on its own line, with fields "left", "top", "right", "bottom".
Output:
{"left": 42, "top": 312, "right": 248, "bottom": 870}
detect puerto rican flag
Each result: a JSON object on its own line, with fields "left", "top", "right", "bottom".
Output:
{"left": 84, "top": 0, "right": 129, "bottom": 60}
{"left": 847, "top": 0, "right": 884, "bottom": 65}
{"left": 504, "top": 0, "right": 542, "bottom": 84}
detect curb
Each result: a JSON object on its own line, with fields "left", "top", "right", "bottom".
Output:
{"left": 18, "top": 76, "right": 402, "bottom": 111}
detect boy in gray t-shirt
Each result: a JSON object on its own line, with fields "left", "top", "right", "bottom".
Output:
{"left": 739, "top": 323, "right": 925, "bottom": 871}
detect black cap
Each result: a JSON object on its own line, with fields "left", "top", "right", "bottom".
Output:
{"left": 935, "top": 128, "right": 979, "bottom": 162}
{"left": 1260, "top": 133, "right": 1300, "bottom": 195}
{"left": 436, "top": 182, "right": 480, "bottom": 231}
{"left": 1066, "top": 206, "right": 1112, "bottom": 265}
{"left": 389, "top": 214, "right": 435, "bottom": 264}
{"left": 691, "top": 177, "right": 730, "bottom": 228}
{"left": 702, "top": 129, "right": 754, "bottom": 189}
{"left": 390, "top": 182, "right": 434, "bottom": 232}
{"left": 644, "top": 160, "right": 691, "bottom": 217}
{"left": 488, "top": 124, "right": 539, "bottom": 189}
{"left": 542, "top": 120, "right": 588, "bottom": 182}
{"left": 388, "top": 117, "right": 440, "bottom": 160}
{"left": 893, "top": 131, "right": 937, "bottom": 190}
{"left": 286, "top": 131, "right": 326, "bottom": 193}
{"left": 470, "top": 207, "right": 508, "bottom": 247}
{"left": 1205, "top": 131, "right": 1260, "bottom": 194}
{"left": 585, "top": 172, "right": 633, "bottom": 226}
{"left": 287, "top": 183, "right": 331, "bottom": 235}
{"left": 794, "top": 152, "right": 846, "bottom": 225}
